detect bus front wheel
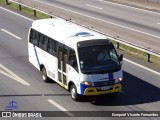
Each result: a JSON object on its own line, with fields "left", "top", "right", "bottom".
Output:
{"left": 70, "top": 84, "right": 80, "bottom": 101}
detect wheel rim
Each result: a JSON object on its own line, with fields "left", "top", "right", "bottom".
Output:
{"left": 71, "top": 87, "right": 76, "bottom": 99}
{"left": 42, "top": 70, "right": 46, "bottom": 80}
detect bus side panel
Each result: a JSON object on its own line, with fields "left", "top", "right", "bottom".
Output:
{"left": 67, "top": 65, "right": 80, "bottom": 93}
{"left": 28, "top": 41, "right": 58, "bottom": 82}
{"left": 45, "top": 53, "right": 58, "bottom": 82}
{"left": 35, "top": 47, "right": 58, "bottom": 82}
{"left": 28, "top": 43, "right": 40, "bottom": 70}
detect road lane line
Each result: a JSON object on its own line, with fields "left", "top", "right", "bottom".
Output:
{"left": 48, "top": 99, "right": 75, "bottom": 117}
{"left": 0, "top": 64, "right": 30, "bottom": 86}
{"left": 86, "top": 4, "right": 103, "bottom": 10}
{"left": 0, "top": 6, "right": 34, "bottom": 21}
{"left": 1, "top": 29, "right": 22, "bottom": 40}
{"left": 124, "top": 58, "right": 160, "bottom": 76}
{"left": 34, "top": 0, "right": 160, "bottom": 39}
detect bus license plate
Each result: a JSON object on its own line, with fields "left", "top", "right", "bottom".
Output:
{"left": 101, "top": 86, "right": 111, "bottom": 90}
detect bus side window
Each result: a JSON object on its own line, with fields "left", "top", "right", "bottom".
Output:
{"left": 39, "top": 33, "right": 44, "bottom": 50}
{"left": 48, "top": 38, "right": 57, "bottom": 55}
{"left": 39, "top": 34, "right": 48, "bottom": 51}
{"left": 53, "top": 41, "right": 58, "bottom": 53}
{"left": 29, "top": 29, "right": 36, "bottom": 44}
{"left": 48, "top": 38, "right": 54, "bottom": 55}
{"left": 44, "top": 36, "right": 48, "bottom": 51}
{"left": 69, "top": 50, "right": 78, "bottom": 72}
{"left": 33, "top": 31, "right": 39, "bottom": 46}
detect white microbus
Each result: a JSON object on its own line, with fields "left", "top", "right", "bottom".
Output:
{"left": 28, "top": 18, "right": 123, "bottom": 101}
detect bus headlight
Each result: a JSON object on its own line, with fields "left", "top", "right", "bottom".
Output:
{"left": 82, "top": 81, "right": 92, "bottom": 86}
{"left": 117, "top": 77, "right": 123, "bottom": 82}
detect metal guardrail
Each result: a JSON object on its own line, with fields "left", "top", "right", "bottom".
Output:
{"left": 147, "top": 0, "right": 160, "bottom": 4}
{"left": 5, "top": 0, "right": 160, "bottom": 62}
{"left": 113, "top": 0, "right": 160, "bottom": 4}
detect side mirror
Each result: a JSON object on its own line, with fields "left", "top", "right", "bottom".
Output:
{"left": 119, "top": 54, "right": 123, "bottom": 61}
{"left": 70, "top": 60, "right": 75, "bottom": 66}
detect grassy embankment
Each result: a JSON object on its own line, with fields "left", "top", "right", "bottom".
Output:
{"left": 0, "top": 0, "right": 49, "bottom": 18}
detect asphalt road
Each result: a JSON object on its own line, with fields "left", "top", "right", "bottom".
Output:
{"left": 0, "top": 5, "right": 160, "bottom": 120}
{"left": 15, "top": 0, "right": 160, "bottom": 53}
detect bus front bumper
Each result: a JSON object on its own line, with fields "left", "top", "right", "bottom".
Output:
{"left": 83, "top": 84, "right": 122, "bottom": 95}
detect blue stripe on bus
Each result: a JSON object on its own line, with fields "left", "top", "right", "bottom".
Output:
{"left": 108, "top": 73, "right": 113, "bottom": 80}
{"left": 80, "top": 83, "right": 88, "bottom": 95}
{"left": 33, "top": 44, "right": 40, "bottom": 67}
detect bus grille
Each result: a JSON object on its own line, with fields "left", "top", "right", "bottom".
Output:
{"left": 94, "top": 80, "right": 115, "bottom": 86}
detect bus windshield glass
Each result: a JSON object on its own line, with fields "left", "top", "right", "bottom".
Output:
{"left": 78, "top": 45, "right": 121, "bottom": 74}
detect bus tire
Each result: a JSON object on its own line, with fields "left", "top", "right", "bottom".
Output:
{"left": 70, "top": 84, "right": 80, "bottom": 101}
{"left": 41, "top": 67, "right": 49, "bottom": 82}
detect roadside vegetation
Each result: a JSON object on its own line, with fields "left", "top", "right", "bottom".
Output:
{"left": 0, "top": 0, "right": 160, "bottom": 68}
{"left": 111, "top": 41, "right": 160, "bottom": 68}
{"left": 0, "top": 0, "right": 49, "bottom": 18}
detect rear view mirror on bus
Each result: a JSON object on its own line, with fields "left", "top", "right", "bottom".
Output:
{"left": 119, "top": 54, "right": 123, "bottom": 61}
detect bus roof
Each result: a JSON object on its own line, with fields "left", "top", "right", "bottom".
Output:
{"left": 31, "top": 18, "right": 108, "bottom": 49}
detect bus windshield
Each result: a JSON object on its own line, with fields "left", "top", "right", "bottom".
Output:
{"left": 78, "top": 45, "right": 121, "bottom": 74}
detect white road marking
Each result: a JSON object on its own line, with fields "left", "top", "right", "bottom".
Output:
{"left": 34, "top": 0, "right": 160, "bottom": 39}
{"left": 0, "top": 64, "right": 30, "bottom": 86}
{"left": 1, "top": 29, "right": 22, "bottom": 40}
{"left": 98, "top": 0, "right": 160, "bottom": 15}
{"left": 158, "top": 23, "right": 160, "bottom": 24}
{"left": 48, "top": 99, "right": 75, "bottom": 117}
{"left": 0, "top": 6, "right": 34, "bottom": 21}
{"left": 0, "top": 4, "right": 159, "bottom": 77}
{"left": 86, "top": 4, "right": 103, "bottom": 10}
{"left": 124, "top": 58, "right": 160, "bottom": 76}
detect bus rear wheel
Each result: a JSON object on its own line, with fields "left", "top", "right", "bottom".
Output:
{"left": 41, "top": 67, "right": 49, "bottom": 82}
{"left": 70, "top": 84, "right": 80, "bottom": 101}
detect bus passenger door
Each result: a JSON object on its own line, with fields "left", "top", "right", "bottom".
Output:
{"left": 58, "top": 46, "right": 68, "bottom": 87}
{"left": 62, "top": 48, "right": 68, "bottom": 87}
{"left": 58, "top": 46, "right": 63, "bottom": 84}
